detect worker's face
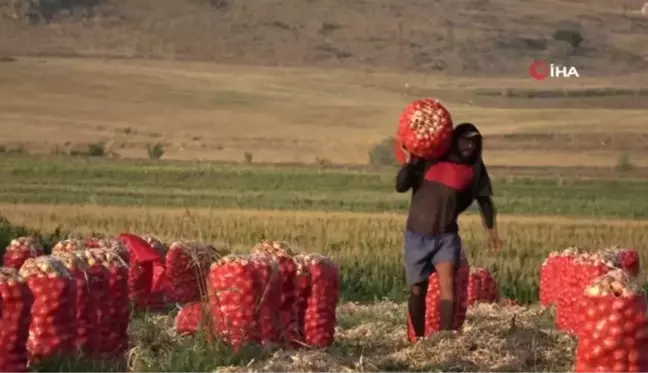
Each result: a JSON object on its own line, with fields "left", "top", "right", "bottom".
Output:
{"left": 457, "top": 137, "right": 477, "bottom": 158}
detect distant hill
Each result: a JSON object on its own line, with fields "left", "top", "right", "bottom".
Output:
{"left": 1, "top": 0, "right": 647, "bottom": 75}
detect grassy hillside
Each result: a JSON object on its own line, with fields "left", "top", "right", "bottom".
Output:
{"left": 1, "top": 0, "right": 648, "bottom": 75}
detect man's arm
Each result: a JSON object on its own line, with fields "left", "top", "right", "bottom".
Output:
{"left": 475, "top": 161, "right": 501, "bottom": 250}
{"left": 476, "top": 196, "right": 496, "bottom": 230}
{"left": 395, "top": 155, "right": 426, "bottom": 193}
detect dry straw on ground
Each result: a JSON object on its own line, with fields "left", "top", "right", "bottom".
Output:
{"left": 128, "top": 301, "right": 575, "bottom": 372}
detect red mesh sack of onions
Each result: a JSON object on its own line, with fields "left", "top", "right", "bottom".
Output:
{"left": 539, "top": 250, "right": 563, "bottom": 307}
{"left": 556, "top": 251, "right": 611, "bottom": 334}
{"left": 407, "top": 253, "right": 469, "bottom": 342}
{"left": 292, "top": 255, "right": 310, "bottom": 347}
{"left": 207, "top": 254, "right": 259, "bottom": 350}
{"left": 175, "top": 301, "right": 210, "bottom": 336}
{"left": 50, "top": 251, "right": 91, "bottom": 353}
{"left": 467, "top": 267, "right": 499, "bottom": 306}
{"left": 3, "top": 237, "right": 44, "bottom": 270}
{"left": 574, "top": 269, "right": 648, "bottom": 373}
{"left": 166, "top": 241, "right": 226, "bottom": 304}
{"left": 51, "top": 239, "right": 85, "bottom": 256}
{"left": 83, "top": 249, "right": 129, "bottom": 357}
{"left": 543, "top": 247, "right": 581, "bottom": 319}
{"left": 248, "top": 254, "right": 281, "bottom": 345}
{"left": 251, "top": 240, "right": 298, "bottom": 345}
{"left": 396, "top": 98, "right": 453, "bottom": 161}
{"left": 80, "top": 250, "right": 110, "bottom": 356}
{"left": 599, "top": 247, "right": 641, "bottom": 277}
{"left": 84, "top": 237, "right": 130, "bottom": 266}
{"left": 143, "top": 236, "right": 168, "bottom": 309}
{"left": 19, "top": 256, "right": 76, "bottom": 362}
{"left": 0, "top": 268, "right": 32, "bottom": 372}
{"left": 118, "top": 233, "right": 167, "bottom": 311}
{"left": 293, "top": 253, "right": 339, "bottom": 348}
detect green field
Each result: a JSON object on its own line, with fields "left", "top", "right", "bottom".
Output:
{"left": 3, "top": 155, "right": 648, "bottom": 306}
{"left": 2, "top": 155, "right": 648, "bottom": 218}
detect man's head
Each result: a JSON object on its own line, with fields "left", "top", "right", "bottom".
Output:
{"left": 452, "top": 123, "right": 482, "bottom": 163}
{"left": 457, "top": 130, "right": 480, "bottom": 158}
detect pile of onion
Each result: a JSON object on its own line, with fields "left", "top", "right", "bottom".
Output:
{"left": 86, "top": 238, "right": 130, "bottom": 264}
{"left": 293, "top": 253, "right": 339, "bottom": 348}
{"left": 50, "top": 251, "right": 91, "bottom": 353}
{"left": 3, "top": 237, "right": 44, "bottom": 269}
{"left": 599, "top": 247, "right": 641, "bottom": 277}
{"left": 467, "top": 267, "right": 499, "bottom": 306}
{"left": 540, "top": 247, "right": 582, "bottom": 311}
{"left": 83, "top": 249, "right": 129, "bottom": 356}
{"left": 395, "top": 98, "right": 453, "bottom": 161}
{"left": 19, "top": 256, "right": 75, "bottom": 361}
{"left": 407, "top": 253, "right": 469, "bottom": 342}
{"left": 166, "top": 241, "right": 227, "bottom": 304}
{"left": 575, "top": 269, "right": 648, "bottom": 372}
{"left": 251, "top": 240, "right": 298, "bottom": 345}
{"left": 51, "top": 239, "right": 85, "bottom": 256}
{"left": 0, "top": 268, "right": 31, "bottom": 372}
{"left": 248, "top": 254, "right": 281, "bottom": 345}
{"left": 207, "top": 254, "right": 260, "bottom": 350}
{"left": 119, "top": 233, "right": 167, "bottom": 311}
{"left": 556, "top": 252, "right": 612, "bottom": 334}
{"left": 175, "top": 301, "right": 210, "bottom": 336}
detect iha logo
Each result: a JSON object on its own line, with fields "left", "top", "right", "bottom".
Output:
{"left": 528, "top": 60, "right": 580, "bottom": 80}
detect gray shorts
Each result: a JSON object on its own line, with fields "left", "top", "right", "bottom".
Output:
{"left": 403, "top": 230, "right": 462, "bottom": 286}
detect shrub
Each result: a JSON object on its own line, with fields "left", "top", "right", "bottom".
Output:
{"left": 87, "top": 142, "right": 106, "bottom": 157}
{"left": 552, "top": 28, "right": 583, "bottom": 48}
{"left": 368, "top": 137, "right": 397, "bottom": 167}
{"left": 615, "top": 153, "right": 634, "bottom": 172}
{"left": 147, "top": 143, "right": 165, "bottom": 160}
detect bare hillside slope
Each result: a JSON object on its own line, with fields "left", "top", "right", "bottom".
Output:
{"left": 1, "top": 0, "right": 647, "bottom": 75}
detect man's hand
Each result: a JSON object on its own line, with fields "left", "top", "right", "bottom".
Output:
{"left": 485, "top": 228, "right": 502, "bottom": 252}
{"left": 400, "top": 143, "right": 411, "bottom": 163}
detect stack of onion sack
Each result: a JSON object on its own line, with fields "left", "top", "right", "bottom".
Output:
{"left": 556, "top": 252, "right": 611, "bottom": 334}
{"left": 395, "top": 98, "right": 453, "bottom": 163}
{"left": 140, "top": 236, "right": 168, "bottom": 310}
{"left": 248, "top": 254, "right": 281, "bottom": 345}
{"left": 166, "top": 241, "right": 228, "bottom": 304}
{"left": 2, "top": 237, "right": 44, "bottom": 269}
{"left": 207, "top": 254, "right": 259, "bottom": 350}
{"left": 175, "top": 301, "right": 209, "bottom": 336}
{"left": 467, "top": 267, "right": 499, "bottom": 306}
{"left": 407, "top": 253, "right": 469, "bottom": 342}
{"left": 19, "top": 256, "right": 75, "bottom": 362}
{"left": 600, "top": 247, "right": 641, "bottom": 277}
{"left": 540, "top": 247, "right": 582, "bottom": 308}
{"left": 50, "top": 251, "right": 90, "bottom": 353}
{"left": 83, "top": 249, "right": 129, "bottom": 356}
{"left": 51, "top": 239, "right": 85, "bottom": 256}
{"left": 0, "top": 268, "right": 32, "bottom": 372}
{"left": 251, "top": 240, "right": 298, "bottom": 345}
{"left": 118, "top": 233, "right": 167, "bottom": 311}
{"left": 292, "top": 253, "right": 339, "bottom": 348}
{"left": 86, "top": 238, "right": 130, "bottom": 264}
{"left": 575, "top": 269, "right": 648, "bottom": 372}
{"left": 81, "top": 250, "right": 110, "bottom": 356}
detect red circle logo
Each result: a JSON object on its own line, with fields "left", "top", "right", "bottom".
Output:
{"left": 529, "top": 60, "right": 550, "bottom": 80}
